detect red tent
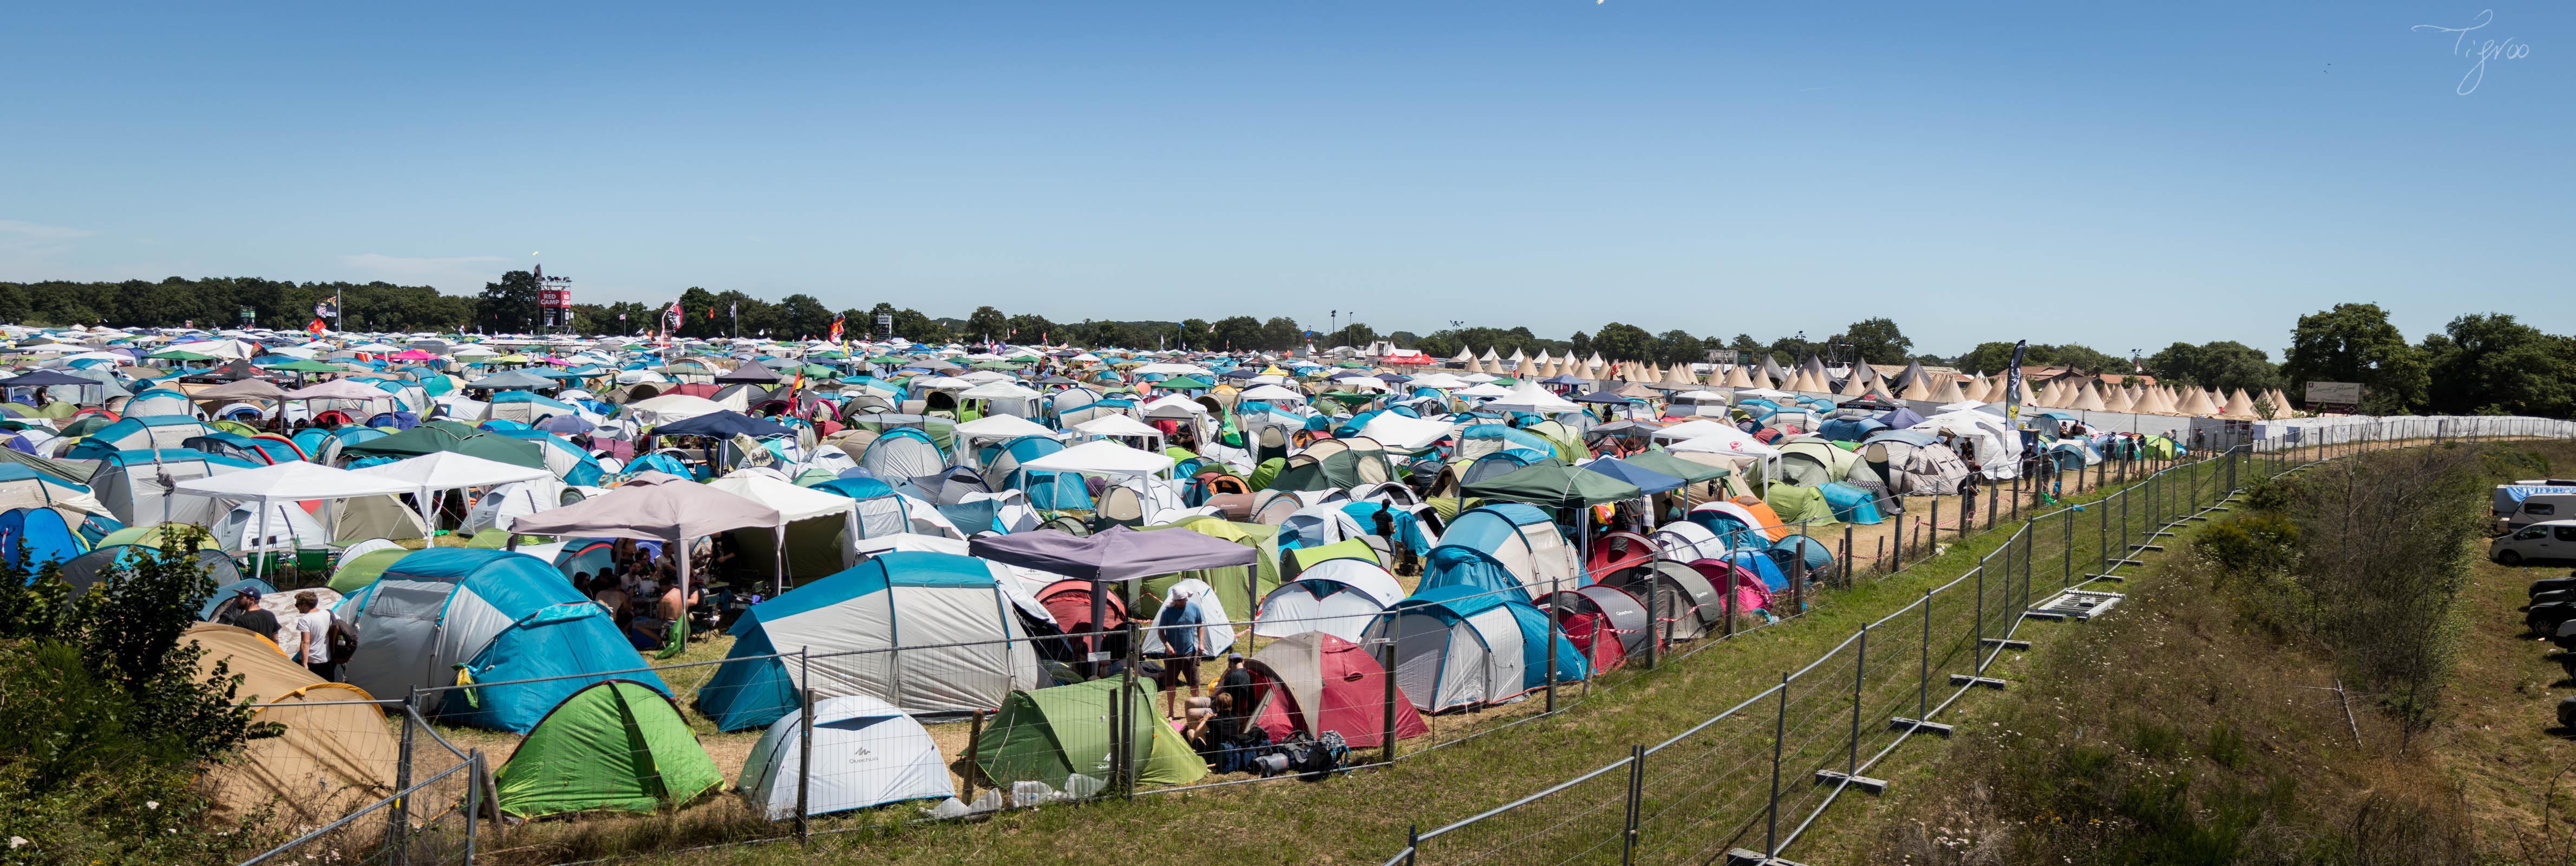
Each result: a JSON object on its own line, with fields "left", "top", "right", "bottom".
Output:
{"left": 1246, "top": 632, "right": 1427, "bottom": 747}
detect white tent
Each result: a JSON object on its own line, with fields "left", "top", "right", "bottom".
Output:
{"left": 349, "top": 451, "right": 552, "bottom": 531}
{"left": 1236, "top": 384, "right": 1306, "bottom": 404}
{"left": 1483, "top": 383, "right": 1580, "bottom": 414}
{"left": 624, "top": 393, "right": 728, "bottom": 427}
{"left": 175, "top": 463, "right": 417, "bottom": 580}
{"left": 1252, "top": 558, "right": 1404, "bottom": 642}
{"left": 1354, "top": 412, "right": 1454, "bottom": 452}
{"left": 708, "top": 471, "right": 865, "bottom": 588}
{"left": 1139, "top": 577, "right": 1238, "bottom": 658}
{"left": 1022, "top": 439, "right": 1175, "bottom": 477}
{"left": 738, "top": 694, "right": 955, "bottom": 819}
{"left": 1072, "top": 415, "right": 1166, "bottom": 451}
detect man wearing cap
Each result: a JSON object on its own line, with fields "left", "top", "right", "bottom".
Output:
{"left": 218, "top": 587, "right": 280, "bottom": 642}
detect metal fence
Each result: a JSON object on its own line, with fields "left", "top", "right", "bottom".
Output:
{"left": 237, "top": 416, "right": 2570, "bottom": 865}
{"left": 1381, "top": 418, "right": 2570, "bottom": 865}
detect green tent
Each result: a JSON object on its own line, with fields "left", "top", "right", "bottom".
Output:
{"left": 1625, "top": 450, "right": 1728, "bottom": 486}
{"left": 328, "top": 547, "right": 410, "bottom": 593}
{"left": 1282, "top": 538, "right": 1379, "bottom": 582}
{"left": 1247, "top": 457, "right": 1286, "bottom": 490}
{"left": 495, "top": 680, "right": 722, "bottom": 818}
{"left": 1460, "top": 463, "right": 1643, "bottom": 510}
{"left": 266, "top": 359, "right": 342, "bottom": 373}
{"left": 1145, "top": 517, "right": 1282, "bottom": 618}
{"left": 973, "top": 678, "right": 1208, "bottom": 792}
{"left": 1762, "top": 483, "right": 1835, "bottom": 527}
{"left": 336, "top": 424, "right": 545, "bottom": 469}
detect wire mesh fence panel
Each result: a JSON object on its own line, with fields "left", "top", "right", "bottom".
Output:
{"left": 1629, "top": 685, "right": 1787, "bottom": 864}
{"left": 1409, "top": 753, "right": 1639, "bottom": 866}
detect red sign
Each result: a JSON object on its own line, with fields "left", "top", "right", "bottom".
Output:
{"left": 539, "top": 288, "right": 572, "bottom": 309}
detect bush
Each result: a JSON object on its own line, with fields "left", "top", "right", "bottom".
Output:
{"left": 0, "top": 530, "right": 280, "bottom": 865}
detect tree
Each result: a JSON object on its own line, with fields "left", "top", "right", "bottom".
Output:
{"left": 475, "top": 270, "right": 542, "bottom": 333}
{"left": 2283, "top": 303, "right": 2430, "bottom": 412}
{"left": 1836, "top": 317, "right": 1913, "bottom": 365}
{"left": 2146, "top": 340, "right": 2283, "bottom": 395}
{"left": 774, "top": 293, "right": 833, "bottom": 341}
{"left": 1591, "top": 323, "right": 1655, "bottom": 362}
{"left": 2421, "top": 313, "right": 2576, "bottom": 417}
{"left": 1653, "top": 330, "right": 1703, "bottom": 366}
{"left": 964, "top": 306, "right": 1009, "bottom": 344}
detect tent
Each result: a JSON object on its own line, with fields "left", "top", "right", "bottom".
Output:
{"left": 1428, "top": 503, "right": 1581, "bottom": 599}
{"left": 86, "top": 450, "right": 249, "bottom": 527}
{"left": 738, "top": 694, "right": 956, "bottom": 819}
{"left": 328, "top": 547, "right": 411, "bottom": 593}
{"left": 185, "top": 623, "right": 399, "bottom": 822}
{"left": 972, "top": 677, "right": 1208, "bottom": 793}
{"left": 1363, "top": 584, "right": 1587, "bottom": 713}
{"left": 1252, "top": 557, "right": 1405, "bottom": 643}
{"left": 494, "top": 679, "right": 723, "bottom": 818}
{"left": 694, "top": 551, "right": 1049, "bottom": 731}
{"left": 0, "top": 506, "right": 89, "bottom": 568}
{"left": 1245, "top": 632, "right": 1428, "bottom": 748}
{"left": 705, "top": 472, "right": 864, "bottom": 588}
{"left": 337, "top": 549, "right": 667, "bottom": 732}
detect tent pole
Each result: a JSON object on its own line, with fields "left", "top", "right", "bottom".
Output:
{"left": 673, "top": 537, "right": 691, "bottom": 652}
{"left": 251, "top": 498, "right": 269, "bottom": 582}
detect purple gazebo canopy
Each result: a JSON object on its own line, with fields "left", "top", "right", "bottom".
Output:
{"left": 969, "top": 524, "right": 1257, "bottom": 582}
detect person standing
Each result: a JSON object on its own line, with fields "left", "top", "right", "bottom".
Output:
{"left": 1153, "top": 591, "right": 1205, "bottom": 719}
{"left": 289, "top": 591, "right": 338, "bottom": 681}
{"left": 219, "top": 588, "right": 280, "bottom": 641}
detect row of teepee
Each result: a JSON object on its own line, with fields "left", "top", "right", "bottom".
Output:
{"left": 1438, "top": 348, "right": 2290, "bottom": 419}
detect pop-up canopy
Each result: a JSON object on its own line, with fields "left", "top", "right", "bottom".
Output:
{"left": 175, "top": 462, "right": 419, "bottom": 580}
{"left": 509, "top": 481, "right": 783, "bottom": 653}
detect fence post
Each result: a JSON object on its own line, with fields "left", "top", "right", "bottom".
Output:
{"left": 1381, "top": 639, "right": 1402, "bottom": 766}
{"left": 964, "top": 709, "right": 985, "bottom": 806}
{"left": 1841, "top": 524, "right": 1854, "bottom": 587}
{"left": 1985, "top": 476, "right": 1997, "bottom": 532}
{"left": 1849, "top": 625, "right": 1868, "bottom": 777}
{"left": 1644, "top": 574, "right": 1661, "bottom": 671}
{"left": 462, "top": 749, "right": 480, "bottom": 865}
{"left": 2062, "top": 505, "right": 2073, "bottom": 588}
{"left": 1406, "top": 824, "right": 1420, "bottom": 866}
{"left": 1546, "top": 602, "right": 1560, "bottom": 713}
{"left": 1121, "top": 621, "right": 1140, "bottom": 798}
{"left": 2098, "top": 491, "right": 2110, "bottom": 577}
{"left": 796, "top": 647, "right": 813, "bottom": 843}
{"left": 1918, "top": 588, "right": 1932, "bottom": 721}
{"left": 1972, "top": 559, "right": 1985, "bottom": 661}
{"left": 2021, "top": 513, "right": 2035, "bottom": 608}
{"left": 1767, "top": 672, "right": 1788, "bottom": 859}
{"left": 1891, "top": 513, "right": 1905, "bottom": 573}
{"left": 1623, "top": 743, "right": 1645, "bottom": 865}
{"left": 1723, "top": 565, "right": 1737, "bottom": 638}
{"left": 1930, "top": 495, "right": 1941, "bottom": 549}
{"left": 390, "top": 689, "right": 417, "bottom": 866}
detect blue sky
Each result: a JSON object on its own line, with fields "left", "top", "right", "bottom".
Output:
{"left": 3, "top": 2, "right": 2564, "bottom": 356}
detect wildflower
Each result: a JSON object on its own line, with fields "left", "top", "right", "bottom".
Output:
{"left": 146, "top": 801, "right": 160, "bottom": 810}
{"left": 8, "top": 837, "right": 27, "bottom": 849}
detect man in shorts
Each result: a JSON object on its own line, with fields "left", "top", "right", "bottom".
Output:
{"left": 1153, "top": 591, "right": 1204, "bottom": 719}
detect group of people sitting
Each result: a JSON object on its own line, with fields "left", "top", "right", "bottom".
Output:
{"left": 569, "top": 539, "right": 731, "bottom": 650}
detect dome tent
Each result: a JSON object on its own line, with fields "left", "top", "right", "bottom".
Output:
{"left": 972, "top": 677, "right": 1208, "bottom": 795}
{"left": 494, "top": 679, "right": 722, "bottom": 819}
{"left": 1245, "top": 631, "right": 1428, "bottom": 748}
{"left": 337, "top": 548, "right": 666, "bottom": 732}
{"left": 1362, "top": 583, "right": 1588, "bottom": 713}
{"left": 738, "top": 694, "right": 955, "bottom": 819}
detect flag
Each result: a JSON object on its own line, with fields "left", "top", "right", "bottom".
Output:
{"left": 306, "top": 318, "right": 327, "bottom": 335}
{"left": 313, "top": 300, "right": 336, "bottom": 319}
{"left": 2003, "top": 339, "right": 2028, "bottom": 424}
{"left": 707, "top": 305, "right": 716, "bottom": 322}
{"left": 619, "top": 313, "right": 627, "bottom": 322}
{"left": 828, "top": 315, "right": 844, "bottom": 343}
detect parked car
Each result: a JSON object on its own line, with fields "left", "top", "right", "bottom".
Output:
{"left": 2492, "top": 520, "right": 2576, "bottom": 565}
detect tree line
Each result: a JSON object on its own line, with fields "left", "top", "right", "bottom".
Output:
{"left": 6, "top": 277, "right": 2570, "bottom": 417}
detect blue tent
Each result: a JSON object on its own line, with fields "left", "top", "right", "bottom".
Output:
{"left": 337, "top": 549, "right": 665, "bottom": 732}
{"left": 1338, "top": 501, "right": 1434, "bottom": 556}
{"left": 1817, "top": 418, "right": 1889, "bottom": 443}
{"left": 1817, "top": 482, "right": 1884, "bottom": 524}
{"left": 1722, "top": 548, "right": 1790, "bottom": 591}
{"left": 0, "top": 505, "right": 89, "bottom": 568}
{"left": 62, "top": 416, "right": 218, "bottom": 460}
{"left": 1876, "top": 406, "right": 1927, "bottom": 429}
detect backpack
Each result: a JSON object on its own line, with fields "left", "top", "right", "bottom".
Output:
{"left": 327, "top": 615, "right": 360, "bottom": 663}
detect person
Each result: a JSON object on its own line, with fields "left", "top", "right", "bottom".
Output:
{"left": 590, "top": 572, "right": 631, "bottom": 629}
{"left": 1215, "top": 652, "right": 1254, "bottom": 720}
{"left": 218, "top": 587, "right": 280, "bottom": 641}
{"left": 658, "top": 576, "right": 701, "bottom": 638}
{"left": 289, "top": 591, "right": 338, "bottom": 681}
{"left": 628, "top": 579, "right": 675, "bottom": 648}
{"left": 1958, "top": 468, "right": 1982, "bottom": 524}
{"left": 1185, "top": 692, "right": 1244, "bottom": 765}
{"left": 1153, "top": 591, "right": 1204, "bottom": 719}
{"left": 30, "top": 386, "right": 47, "bottom": 405}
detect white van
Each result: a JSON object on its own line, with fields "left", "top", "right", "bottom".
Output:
{"left": 2492, "top": 520, "right": 2576, "bottom": 565}
{"left": 2499, "top": 493, "right": 2576, "bottom": 535}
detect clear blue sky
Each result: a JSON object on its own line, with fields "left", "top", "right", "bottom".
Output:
{"left": 3, "top": 2, "right": 2564, "bottom": 357}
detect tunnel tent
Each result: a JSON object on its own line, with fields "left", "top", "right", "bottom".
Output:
{"left": 1362, "top": 583, "right": 1588, "bottom": 713}
{"left": 737, "top": 694, "right": 957, "bottom": 819}
{"left": 494, "top": 679, "right": 723, "bottom": 819}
